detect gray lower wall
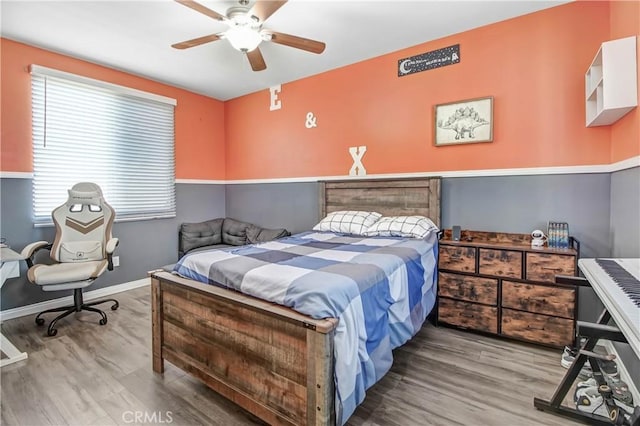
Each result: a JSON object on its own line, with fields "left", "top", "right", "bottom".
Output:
{"left": 441, "top": 174, "right": 612, "bottom": 258}
{"left": 227, "top": 174, "right": 613, "bottom": 258}
{"left": 610, "top": 167, "right": 640, "bottom": 258}
{"left": 225, "top": 182, "right": 319, "bottom": 233}
{"left": 609, "top": 166, "right": 640, "bottom": 391}
{"left": 0, "top": 179, "right": 225, "bottom": 310}
{"left": 2, "top": 170, "right": 638, "bottom": 387}
{"left": 0, "top": 173, "right": 618, "bottom": 314}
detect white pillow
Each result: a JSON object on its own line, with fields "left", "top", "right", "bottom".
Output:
{"left": 313, "top": 210, "right": 382, "bottom": 235}
{"left": 363, "top": 215, "right": 439, "bottom": 239}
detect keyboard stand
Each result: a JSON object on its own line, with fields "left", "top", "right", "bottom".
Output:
{"left": 534, "top": 307, "right": 640, "bottom": 425}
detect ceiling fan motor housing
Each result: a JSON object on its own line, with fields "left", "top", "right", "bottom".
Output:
{"left": 226, "top": 6, "right": 259, "bottom": 26}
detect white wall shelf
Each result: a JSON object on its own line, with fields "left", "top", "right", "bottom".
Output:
{"left": 585, "top": 36, "right": 637, "bottom": 127}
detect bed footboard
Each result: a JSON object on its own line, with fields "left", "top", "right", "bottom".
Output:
{"left": 150, "top": 271, "right": 338, "bottom": 425}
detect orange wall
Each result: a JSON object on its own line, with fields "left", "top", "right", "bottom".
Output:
{"left": 3, "top": 1, "right": 636, "bottom": 182}
{"left": 225, "top": 1, "right": 614, "bottom": 180}
{"left": 610, "top": 0, "right": 640, "bottom": 163}
{"left": 0, "top": 38, "right": 226, "bottom": 180}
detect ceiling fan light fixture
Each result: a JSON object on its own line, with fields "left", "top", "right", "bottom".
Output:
{"left": 225, "top": 25, "right": 262, "bottom": 52}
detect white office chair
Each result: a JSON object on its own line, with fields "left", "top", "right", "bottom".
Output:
{"left": 21, "top": 182, "right": 119, "bottom": 336}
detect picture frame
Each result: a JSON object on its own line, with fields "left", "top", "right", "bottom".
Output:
{"left": 434, "top": 96, "right": 493, "bottom": 146}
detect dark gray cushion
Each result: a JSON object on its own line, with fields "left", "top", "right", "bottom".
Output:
{"left": 189, "top": 243, "right": 234, "bottom": 253}
{"left": 221, "top": 218, "right": 251, "bottom": 246}
{"left": 178, "top": 218, "right": 291, "bottom": 259}
{"left": 179, "top": 218, "right": 224, "bottom": 257}
{"left": 246, "top": 225, "right": 291, "bottom": 244}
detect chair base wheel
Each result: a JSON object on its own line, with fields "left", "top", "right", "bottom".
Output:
{"left": 34, "top": 292, "right": 118, "bottom": 336}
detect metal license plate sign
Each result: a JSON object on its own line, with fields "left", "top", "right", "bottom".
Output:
{"left": 398, "top": 44, "right": 460, "bottom": 77}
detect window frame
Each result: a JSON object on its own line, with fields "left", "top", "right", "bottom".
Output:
{"left": 29, "top": 65, "right": 177, "bottom": 226}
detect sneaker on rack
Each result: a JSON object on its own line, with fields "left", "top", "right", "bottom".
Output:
{"left": 599, "top": 359, "right": 619, "bottom": 380}
{"left": 561, "top": 346, "right": 593, "bottom": 379}
{"left": 561, "top": 346, "right": 576, "bottom": 369}
{"left": 575, "top": 381, "right": 635, "bottom": 417}
{"left": 606, "top": 377, "right": 634, "bottom": 407}
{"left": 574, "top": 386, "right": 610, "bottom": 418}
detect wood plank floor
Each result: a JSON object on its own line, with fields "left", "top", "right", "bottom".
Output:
{"left": 1, "top": 286, "right": 579, "bottom": 425}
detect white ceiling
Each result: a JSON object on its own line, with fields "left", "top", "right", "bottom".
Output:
{"left": 1, "top": 0, "right": 569, "bottom": 101}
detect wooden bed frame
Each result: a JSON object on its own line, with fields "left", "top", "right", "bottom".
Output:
{"left": 150, "top": 177, "right": 441, "bottom": 425}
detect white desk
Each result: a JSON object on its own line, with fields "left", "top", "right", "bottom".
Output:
{"left": 0, "top": 247, "right": 28, "bottom": 367}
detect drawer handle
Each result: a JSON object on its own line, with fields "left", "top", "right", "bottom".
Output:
{"left": 526, "top": 325, "right": 545, "bottom": 331}
{"left": 449, "top": 254, "right": 462, "bottom": 259}
{"left": 459, "top": 312, "right": 475, "bottom": 318}
{"left": 541, "top": 267, "right": 562, "bottom": 271}
{"left": 522, "top": 298, "right": 548, "bottom": 304}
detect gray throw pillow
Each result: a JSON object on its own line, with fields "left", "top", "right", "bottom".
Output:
{"left": 180, "top": 218, "right": 224, "bottom": 255}
{"left": 222, "top": 218, "right": 251, "bottom": 246}
{"left": 246, "top": 225, "right": 290, "bottom": 244}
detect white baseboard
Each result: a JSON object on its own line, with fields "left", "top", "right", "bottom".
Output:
{"left": 0, "top": 278, "right": 150, "bottom": 321}
{"left": 602, "top": 340, "right": 640, "bottom": 405}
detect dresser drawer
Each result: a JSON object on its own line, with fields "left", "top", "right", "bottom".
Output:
{"left": 439, "top": 272, "right": 497, "bottom": 305}
{"left": 439, "top": 245, "right": 476, "bottom": 273}
{"left": 501, "top": 309, "right": 574, "bottom": 347}
{"left": 502, "top": 281, "right": 575, "bottom": 318}
{"left": 478, "top": 248, "right": 522, "bottom": 278}
{"left": 526, "top": 253, "right": 575, "bottom": 283}
{"left": 438, "top": 298, "right": 497, "bottom": 333}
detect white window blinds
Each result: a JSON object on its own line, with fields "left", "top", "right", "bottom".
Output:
{"left": 30, "top": 65, "right": 177, "bottom": 224}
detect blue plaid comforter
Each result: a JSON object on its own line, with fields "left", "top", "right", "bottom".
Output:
{"left": 174, "top": 231, "right": 438, "bottom": 424}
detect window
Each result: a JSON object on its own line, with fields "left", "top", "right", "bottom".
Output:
{"left": 30, "top": 65, "right": 176, "bottom": 225}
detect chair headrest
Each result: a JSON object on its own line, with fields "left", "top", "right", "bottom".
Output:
{"left": 66, "top": 182, "right": 105, "bottom": 207}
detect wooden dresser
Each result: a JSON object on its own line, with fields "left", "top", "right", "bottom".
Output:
{"left": 437, "top": 229, "right": 580, "bottom": 348}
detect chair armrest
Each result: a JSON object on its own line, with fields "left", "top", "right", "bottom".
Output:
{"left": 20, "top": 241, "right": 50, "bottom": 258}
{"left": 20, "top": 241, "right": 51, "bottom": 268}
{"left": 106, "top": 238, "right": 119, "bottom": 271}
{"left": 105, "top": 238, "right": 119, "bottom": 254}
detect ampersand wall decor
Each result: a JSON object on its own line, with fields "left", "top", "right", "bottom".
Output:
{"left": 305, "top": 112, "right": 317, "bottom": 129}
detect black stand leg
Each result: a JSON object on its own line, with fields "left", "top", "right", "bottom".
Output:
{"left": 533, "top": 309, "right": 632, "bottom": 425}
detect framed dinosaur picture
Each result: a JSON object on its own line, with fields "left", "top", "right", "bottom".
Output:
{"left": 434, "top": 96, "right": 493, "bottom": 146}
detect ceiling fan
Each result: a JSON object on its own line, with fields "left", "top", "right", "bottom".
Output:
{"left": 172, "top": 0, "right": 326, "bottom": 72}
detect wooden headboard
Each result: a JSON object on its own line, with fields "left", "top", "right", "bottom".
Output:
{"left": 318, "top": 177, "right": 441, "bottom": 228}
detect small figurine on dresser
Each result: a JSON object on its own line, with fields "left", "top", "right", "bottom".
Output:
{"left": 531, "top": 229, "right": 547, "bottom": 248}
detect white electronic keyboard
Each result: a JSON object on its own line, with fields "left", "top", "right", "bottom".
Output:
{"left": 579, "top": 258, "right": 640, "bottom": 360}
{"left": 535, "top": 258, "right": 640, "bottom": 425}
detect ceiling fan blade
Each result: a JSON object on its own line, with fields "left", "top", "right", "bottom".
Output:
{"left": 175, "top": 0, "right": 226, "bottom": 21}
{"left": 246, "top": 48, "right": 267, "bottom": 72}
{"left": 267, "top": 31, "right": 325, "bottom": 54}
{"left": 250, "top": 1, "right": 287, "bottom": 23}
{"left": 172, "top": 34, "right": 221, "bottom": 49}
